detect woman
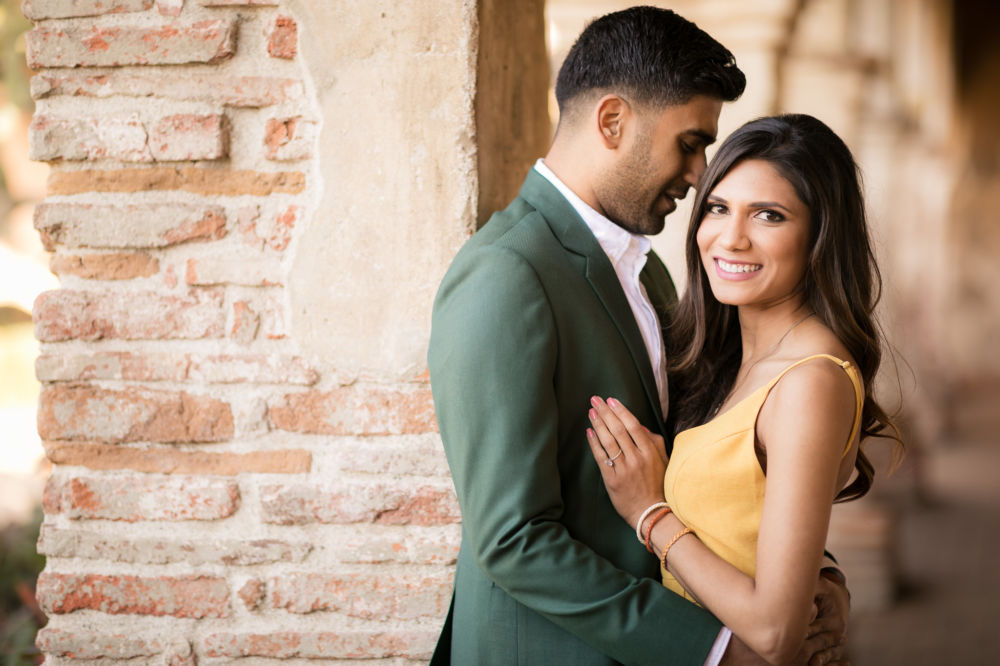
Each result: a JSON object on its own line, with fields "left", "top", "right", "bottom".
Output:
{"left": 586, "top": 114, "right": 900, "bottom": 665}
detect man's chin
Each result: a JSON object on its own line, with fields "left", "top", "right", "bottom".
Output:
{"left": 640, "top": 216, "right": 666, "bottom": 236}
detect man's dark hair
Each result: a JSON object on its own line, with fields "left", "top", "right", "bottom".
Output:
{"left": 555, "top": 6, "right": 746, "bottom": 116}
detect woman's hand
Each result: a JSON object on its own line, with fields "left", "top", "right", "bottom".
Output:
{"left": 586, "top": 396, "right": 670, "bottom": 529}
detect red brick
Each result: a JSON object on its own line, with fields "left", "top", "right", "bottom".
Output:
{"left": 260, "top": 291, "right": 287, "bottom": 339}
{"left": 331, "top": 527, "right": 460, "bottom": 565}
{"left": 267, "top": 15, "right": 297, "bottom": 59}
{"left": 236, "top": 205, "right": 262, "bottom": 247}
{"left": 264, "top": 117, "right": 316, "bottom": 161}
{"left": 375, "top": 485, "right": 462, "bottom": 526}
{"left": 38, "top": 384, "right": 234, "bottom": 443}
{"left": 22, "top": 0, "right": 154, "bottom": 19}
{"left": 163, "top": 641, "right": 195, "bottom": 666}
{"left": 36, "top": 351, "right": 186, "bottom": 382}
{"left": 26, "top": 19, "right": 236, "bottom": 68}
{"left": 36, "top": 351, "right": 319, "bottom": 384}
{"left": 238, "top": 578, "right": 265, "bottom": 610}
{"left": 42, "top": 475, "right": 65, "bottom": 515}
{"left": 30, "top": 113, "right": 228, "bottom": 163}
{"left": 270, "top": 570, "right": 451, "bottom": 619}
{"left": 29, "top": 113, "right": 151, "bottom": 162}
{"left": 253, "top": 204, "right": 297, "bottom": 251}
{"left": 193, "top": 353, "right": 318, "bottom": 384}
{"left": 185, "top": 256, "right": 283, "bottom": 286}
{"left": 44, "top": 442, "right": 311, "bottom": 475}
{"left": 45, "top": 475, "right": 240, "bottom": 521}
{"left": 50, "top": 252, "right": 159, "bottom": 280}
{"left": 32, "top": 72, "right": 305, "bottom": 107}
{"left": 329, "top": 434, "right": 450, "bottom": 476}
{"left": 38, "top": 526, "right": 313, "bottom": 564}
{"left": 199, "top": 0, "right": 278, "bottom": 6}
{"left": 164, "top": 263, "right": 178, "bottom": 287}
{"left": 156, "top": 0, "right": 183, "bottom": 16}
{"left": 230, "top": 300, "right": 260, "bottom": 344}
{"left": 36, "top": 627, "right": 166, "bottom": 658}
{"left": 47, "top": 167, "right": 306, "bottom": 195}
{"left": 38, "top": 573, "right": 230, "bottom": 617}
{"left": 201, "top": 630, "right": 433, "bottom": 659}
{"left": 34, "top": 288, "right": 225, "bottom": 341}
{"left": 149, "top": 114, "right": 228, "bottom": 161}
{"left": 268, "top": 385, "right": 437, "bottom": 436}
{"left": 259, "top": 481, "right": 460, "bottom": 526}
{"left": 35, "top": 203, "right": 226, "bottom": 250}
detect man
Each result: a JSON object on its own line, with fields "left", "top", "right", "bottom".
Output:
{"left": 428, "top": 7, "right": 849, "bottom": 664}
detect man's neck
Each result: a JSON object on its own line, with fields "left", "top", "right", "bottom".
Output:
{"left": 542, "top": 145, "right": 604, "bottom": 216}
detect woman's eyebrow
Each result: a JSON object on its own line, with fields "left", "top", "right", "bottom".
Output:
{"left": 747, "top": 201, "right": 792, "bottom": 212}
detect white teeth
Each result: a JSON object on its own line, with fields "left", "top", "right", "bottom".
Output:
{"left": 717, "top": 259, "right": 762, "bottom": 274}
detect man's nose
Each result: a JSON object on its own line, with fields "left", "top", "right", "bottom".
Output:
{"left": 684, "top": 150, "right": 708, "bottom": 187}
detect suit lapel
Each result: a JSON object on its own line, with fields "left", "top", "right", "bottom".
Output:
{"left": 518, "top": 169, "right": 665, "bottom": 428}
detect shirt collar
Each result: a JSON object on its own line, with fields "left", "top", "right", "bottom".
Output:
{"left": 533, "top": 159, "right": 651, "bottom": 266}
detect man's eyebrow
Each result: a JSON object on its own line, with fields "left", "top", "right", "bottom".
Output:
{"left": 685, "top": 129, "right": 717, "bottom": 146}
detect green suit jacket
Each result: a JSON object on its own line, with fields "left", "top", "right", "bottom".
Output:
{"left": 428, "top": 169, "right": 722, "bottom": 664}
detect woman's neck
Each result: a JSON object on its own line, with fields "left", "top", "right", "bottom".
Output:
{"left": 737, "top": 298, "right": 812, "bottom": 365}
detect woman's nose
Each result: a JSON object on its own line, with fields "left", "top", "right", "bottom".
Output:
{"left": 718, "top": 216, "right": 751, "bottom": 250}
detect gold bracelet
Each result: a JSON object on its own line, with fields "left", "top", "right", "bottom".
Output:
{"left": 660, "top": 526, "right": 693, "bottom": 570}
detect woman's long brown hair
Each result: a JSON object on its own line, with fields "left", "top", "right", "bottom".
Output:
{"left": 668, "top": 114, "right": 900, "bottom": 502}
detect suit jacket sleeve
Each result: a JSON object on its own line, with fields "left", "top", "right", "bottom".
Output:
{"left": 429, "top": 244, "right": 722, "bottom": 664}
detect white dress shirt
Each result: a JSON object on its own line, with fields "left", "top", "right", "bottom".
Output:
{"left": 534, "top": 159, "right": 733, "bottom": 665}
{"left": 533, "top": 159, "right": 669, "bottom": 416}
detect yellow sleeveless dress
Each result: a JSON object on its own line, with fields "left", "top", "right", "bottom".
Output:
{"left": 661, "top": 354, "right": 864, "bottom": 603}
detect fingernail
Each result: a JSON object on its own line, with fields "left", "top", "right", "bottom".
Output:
{"left": 607, "top": 397, "right": 619, "bottom": 407}
{"left": 589, "top": 408, "right": 596, "bottom": 420}
{"left": 586, "top": 428, "right": 594, "bottom": 438}
{"left": 590, "top": 396, "right": 600, "bottom": 407}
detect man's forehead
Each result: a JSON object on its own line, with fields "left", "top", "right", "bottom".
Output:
{"left": 652, "top": 95, "right": 722, "bottom": 137}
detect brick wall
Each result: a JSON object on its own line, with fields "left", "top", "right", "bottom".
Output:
{"left": 26, "top": 1, "right": 462, "bottom": 662}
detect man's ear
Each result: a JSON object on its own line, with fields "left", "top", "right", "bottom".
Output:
{"left": 595, "top": 94, "right": 631, "bottom": 149}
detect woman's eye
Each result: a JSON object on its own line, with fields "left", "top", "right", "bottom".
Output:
{"left": 706, "top": 203, "right": 727, "bottom": 215}
{"left": 756, "top": 209, "right": 785, "bottom": 222}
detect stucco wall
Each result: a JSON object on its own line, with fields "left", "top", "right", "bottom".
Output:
{"left": 26, "top": 0, "right": 548, "bottom": 662}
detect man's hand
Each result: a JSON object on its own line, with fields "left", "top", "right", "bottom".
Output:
{"left": 796, "top": 572, "right": 850, "bottom": 665}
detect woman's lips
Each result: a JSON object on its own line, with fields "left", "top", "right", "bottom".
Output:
{"left": 713, "top": 257, "right": 762, "bottom": 280}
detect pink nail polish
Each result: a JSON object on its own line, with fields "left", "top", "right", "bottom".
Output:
{"left": 590, "top": 396, "right": 600, "bottom": 407}
{"left": 607, "top": 397, "right": 618, "bottom": 407}
{"left": 589, "top": 408, "right": 597, "bottom": 420}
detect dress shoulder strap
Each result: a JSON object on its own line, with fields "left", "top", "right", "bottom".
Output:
{"left": 766, "top": 354, "right": 864, "bottom": 459}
